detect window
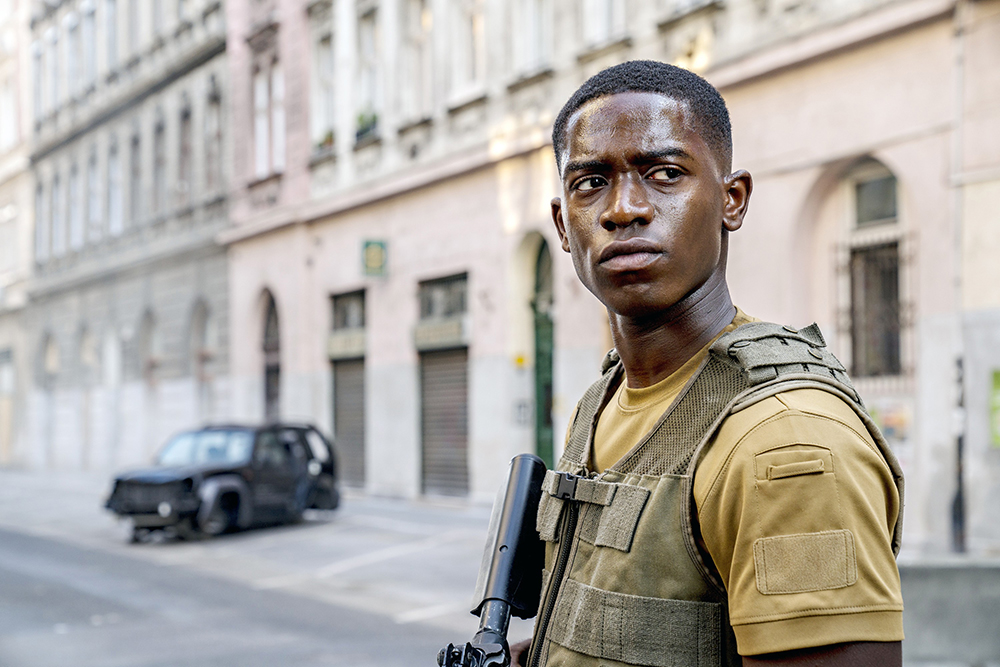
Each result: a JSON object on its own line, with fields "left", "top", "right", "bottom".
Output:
{"left": 65, "top": 13, "right": 80, "bottom": 99}
{"left": 46, "top": 27, "right": 59, "bottom": 112}
{"left": 106, "top": 0, "right": 118, "bottom": 70}
{"left": 451, "top": 0, "right": 485, "bottom": 95}
{"left": 128, "top": 0, "right": 140, "bottom": 57}
{"left": 32, "top": 41, "right": 42, "bottom": 120}
{"left": 401, "top": 0, "right": 432, "bottom": 121}
{"left": 69, "top": 164, "right": 84, "bottom": 251}
{"left": 152, "top": 0, "right": 164, "bottom": 37}
{"left": 205, "top": 80, "right": 222, "bottom": 192}
{"left": 35, "top": 184, "right": 48, "bottom": 262}
{"left": 311, "top": 33, "right": 335, "bottom": 150}
{"left": 82, "top": 2, "right": 96, "bottom": 87}
{"left": 152, "top": 117, "right": 166, "bottom": 213}
{"left": 253, "top": 62, "right": 285, "bottom": 178}
{"left": 0, "top": 77, "right": 16, "bottom": 150}
{"left": 333, "top": 291, "right": 365, "bottom": 330}
{"left": 51, "top": 174, "right": 65, "bottom": 258}
{"left": 855, "top": 176, "right": 897, "bottom": 227}
{"left": 178, "top": 104, "right": 192, "bottom": 206}
{"left": 357, "top": 8, "right": 379, "bottom": 139}
{"left": 271, "top": 66, "right": 285, "bottom": 172}
{"left": 844, "top": 163, "right": 903, "bottom": 378}
{"left": 87, "top": 152, "right": 102, "bottom": 242}
{"left": 512, "top": 0, "right": 548, "bottom": 73}
{"left": 850, "top": 244, "right": 901, "bottom": 377}
{"left": 420, "top": 274, "right": 467, "bottom": 319}
{"left": 129, "top": 132, "right": 142, "bottom": 225}
{"left": 107, "top": 142, "right": 123, "bottom": 235}
{"left": 580, "top": 0, "right": 625, "bottom": 47}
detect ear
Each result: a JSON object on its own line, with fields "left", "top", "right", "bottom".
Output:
{"left": 722, "top": 170, "right": 753, "bottom": 232}
{"left": 551, "top": 197, "right": 571, "bottom": 253}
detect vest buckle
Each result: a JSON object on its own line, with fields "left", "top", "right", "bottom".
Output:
{"left": 554, "top": 472, "right": 579, "bottom": 500}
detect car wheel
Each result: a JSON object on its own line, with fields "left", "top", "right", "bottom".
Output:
{"left": 200, "top": 503, "right": 232, "bottom": 536}
{"left": 176, "top": 517, "right": 199, "bottom": 541}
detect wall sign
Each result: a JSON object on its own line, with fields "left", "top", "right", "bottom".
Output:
{"left": 991, "top": 370, "right": 1000, "bottom": 448}
{"left": 363, "top": 240, "right": 387, "bottom": 277}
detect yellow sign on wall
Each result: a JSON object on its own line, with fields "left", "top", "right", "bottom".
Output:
{"left": 991, "top": 370, "right": 1000, "bottom": 448}
{"left": 363, "top": 240, "right": 387, "bottom": 277}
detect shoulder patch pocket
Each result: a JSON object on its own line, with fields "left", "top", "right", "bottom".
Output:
{"left": 753, "top": 529, "right": 857, "bottom": 595}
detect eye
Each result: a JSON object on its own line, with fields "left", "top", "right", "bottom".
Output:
{"left": 648, "top": 166, "right": 683, "bottom": 181}
{"left": 574, "top": 176, "right": 607, "bottom": 192}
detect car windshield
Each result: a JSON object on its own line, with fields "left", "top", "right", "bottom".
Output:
{"left": 157, "top": 430, "right": 254, "bottom": 467}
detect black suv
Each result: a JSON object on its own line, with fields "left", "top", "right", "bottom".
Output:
{"left": 105, "top": 424, "right": 340, "bottom": 541}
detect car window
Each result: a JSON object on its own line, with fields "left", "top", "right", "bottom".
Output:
{"left": 158, "top": 430, "right": 254, "bottom": 466}
{"left": 279, "top": 428, "right": 308, "bottom": 465}
{"left": 303, "top": 429, "right": 331, "bottom": 462}
{"left": 254, "top": 431, "right": 288, "bottom": 468}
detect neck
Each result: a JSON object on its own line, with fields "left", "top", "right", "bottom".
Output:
{"left": 609, "top": 270, "right": 735, "bottom": 389}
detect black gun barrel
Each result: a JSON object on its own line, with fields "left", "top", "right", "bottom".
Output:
{"left": 438, "top": 453, "right": 547, "bottom": 667}
{"left": 471, "top": 453, "right": 547, "bottom": 620}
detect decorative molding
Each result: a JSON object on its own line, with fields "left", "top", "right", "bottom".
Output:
{"left": 707, "top": 0, "right": 956, "bottom": 89}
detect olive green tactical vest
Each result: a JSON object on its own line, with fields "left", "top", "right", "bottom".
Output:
{"left": 527, "top": 322, "right": 904, "bottom": 667}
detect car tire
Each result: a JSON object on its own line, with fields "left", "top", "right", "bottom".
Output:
{"left": 200, "top": 503, "right": 232, "bottom": 536}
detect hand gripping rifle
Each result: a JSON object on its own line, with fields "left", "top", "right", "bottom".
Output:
{"left": 437, "top": 454, "right": 547, "bottom": 667}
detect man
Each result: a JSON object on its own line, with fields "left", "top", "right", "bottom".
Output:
{"left": 511, "top": 60, "right": 904, "bottom": 667}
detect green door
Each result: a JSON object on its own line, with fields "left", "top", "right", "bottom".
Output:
{"left": 533, "top": 242, "right": 554, "bottom": 467}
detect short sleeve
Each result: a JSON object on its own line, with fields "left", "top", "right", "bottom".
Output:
{"left": 693, "top": 388, "right": 904, "bottom": 656}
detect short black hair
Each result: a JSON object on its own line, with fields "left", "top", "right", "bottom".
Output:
{"left": 552, "top": 60, "right": 732, "bottom": 173}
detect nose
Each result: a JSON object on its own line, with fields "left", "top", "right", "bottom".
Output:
{"left": 599, "top": 173, "right": 654, "bottom": 231}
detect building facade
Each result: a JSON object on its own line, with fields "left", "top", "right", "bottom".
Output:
{"left": 23, "top": 0, "right": 232, "bottom": 471}
{"left": 221, "top": 0, "right": 1000, "bottom": 557}
{"left": 0, "top": 0, "right": 34, "bottom": 467}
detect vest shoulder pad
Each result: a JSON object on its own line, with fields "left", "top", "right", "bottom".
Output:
{"left": 711, "top": 321, "right": 857, "bottom": 398}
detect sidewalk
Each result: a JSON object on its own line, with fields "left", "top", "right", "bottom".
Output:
{"left": 3, "top": 468, "right": 999, "bottom": 665}
{"left": 0, "top": 468, "right": 535, "bottom": 641}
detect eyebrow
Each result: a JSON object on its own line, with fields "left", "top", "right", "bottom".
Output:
{"left": 562, "top": 147, "right": 694, "bottom": 176}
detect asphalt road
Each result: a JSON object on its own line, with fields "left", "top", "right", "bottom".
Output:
{"left": 0, "top": 527, "right": 453, "bottom": 667}
{"left": 0, "top": 470, "right": 535, "bottom": 667}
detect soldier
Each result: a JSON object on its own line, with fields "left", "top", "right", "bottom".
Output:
{"left": 511, "top": 60, "right": 904, "bottom": 667}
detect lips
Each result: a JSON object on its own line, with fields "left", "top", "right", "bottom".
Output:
{"left": 598, "top": 238, "right": 663, "bottom": 271}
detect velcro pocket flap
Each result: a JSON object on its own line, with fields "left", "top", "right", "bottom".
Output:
{"left": 755, "top": 446, "right": 834, "bottom": 481}
{"left": 536, "top": 492, "right": 564, "bottom": 542}
{"left": 593, "top": 484, "right": 650, "bottom": 552}
{"left": 768, "top": 459, "right": 825, "bottom": 480}
{"left": 753, "top": 529, "right": 858, "bottom": 594}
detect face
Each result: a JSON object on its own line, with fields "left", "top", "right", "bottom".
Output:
{"left": 552, "top": 91, "right": 750, "bottom": 319}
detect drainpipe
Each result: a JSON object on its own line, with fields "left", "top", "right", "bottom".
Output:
{"left": 950, "top": 0, "right": 968, "bottom": 554}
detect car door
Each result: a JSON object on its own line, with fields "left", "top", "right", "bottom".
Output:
{"left": 251, "top": 429, "right": 293, "bottom": 518}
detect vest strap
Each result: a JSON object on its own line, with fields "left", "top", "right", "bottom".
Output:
{"left": 538, "top": 470, "right": 651, "bottom": 551}
{"left": 548, "top": 577, "right": 723, "bottom": 667}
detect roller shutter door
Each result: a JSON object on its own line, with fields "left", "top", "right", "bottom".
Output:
{"left": 333, "top": 359, "right": 365, "bottom": 487}
{"left": 421, "top": 348, "right": 469, "bottom": 496}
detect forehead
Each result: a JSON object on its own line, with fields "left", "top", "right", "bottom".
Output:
{"left": 561, "top": 91, "right": 704, "bottom": 163}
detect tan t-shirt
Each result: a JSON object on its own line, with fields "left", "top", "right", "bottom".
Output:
{"left": 589, "top": 312, "right": 904, "bottom": 656}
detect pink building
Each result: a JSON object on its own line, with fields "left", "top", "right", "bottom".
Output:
{"left": 222, "top": 0, "right": 1000, "bottom": 557}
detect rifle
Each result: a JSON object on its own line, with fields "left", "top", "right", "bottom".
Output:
{"left": 437, "top": 454, "right": 547, "bottom": 667}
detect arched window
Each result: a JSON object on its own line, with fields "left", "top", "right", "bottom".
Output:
{"left": 39, "top": 333, "right": 59, "bottom": 390}
{"left": 189, "top": 300, "right": 211, "bottom": 378}
{"left": 843, "top": 160, "right": 904, "bottom": 378}
{"left": 263, "top": 293, "right": 280, "bottom": 421}
{"left": 137, "top": 310, "right": 159, "bottom": 383}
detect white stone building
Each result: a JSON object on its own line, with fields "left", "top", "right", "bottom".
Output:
{"left": 23, "top": 0, "right": 232, "bottom": 471}
{"left": 0, "top": 0, "right": 34, "bottom": 467}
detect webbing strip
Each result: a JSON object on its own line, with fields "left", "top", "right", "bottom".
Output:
{"left": 548, "top": 577, "right": 723, "bottom": 667}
